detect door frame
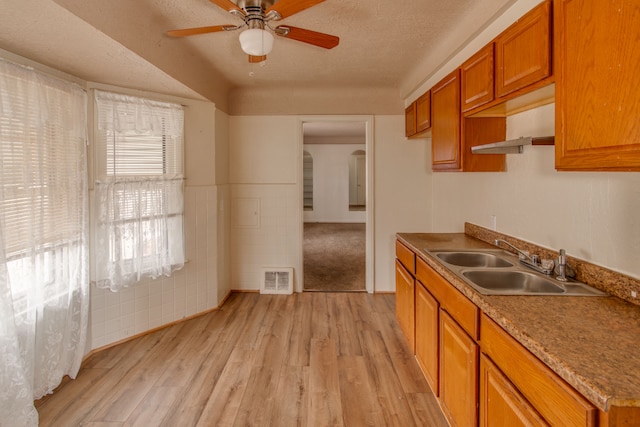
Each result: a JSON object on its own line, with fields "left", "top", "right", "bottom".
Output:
{"left": 296, "top": 115, "right": 375, "bottom": 293}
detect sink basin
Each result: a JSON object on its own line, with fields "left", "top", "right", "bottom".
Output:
{"left": 434, "top": 251, "right": 513, "bottom": 268}
{"left": 462, "top": 270, "right": 565, "bottom": 294}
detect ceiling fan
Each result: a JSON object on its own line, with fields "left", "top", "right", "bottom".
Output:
{"left": 167, "top": 0, "right": 340, "bottom": 63}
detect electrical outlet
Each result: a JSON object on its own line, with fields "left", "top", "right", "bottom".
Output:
{"left": 490, "top": 215, "right": 497, "bottom": 231}
{"left": 632, "top": 291, "right": 637, "bottom": 298}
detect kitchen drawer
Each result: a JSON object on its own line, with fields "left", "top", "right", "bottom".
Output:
{"left": 396, "top": 240, "right": 416, "bottom": 274}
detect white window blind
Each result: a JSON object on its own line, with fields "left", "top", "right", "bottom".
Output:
{"left": 1, "top": 72, "right": 87, "bottom": 260}
{"left": 93, "top": 90, "right": 185, "bottom": 291}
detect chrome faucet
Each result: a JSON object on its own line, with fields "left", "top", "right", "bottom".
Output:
{"left": 556, "top": 249, "right": 568, "bottom": 281}
{"left": 494, "top": 239, "right": 554, "bottom": 275}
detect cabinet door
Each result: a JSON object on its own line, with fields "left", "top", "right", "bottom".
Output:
{"left": 495, "top": 0, "right": 551, "bottom": 98}
{"left": 395, "top": 259, "right": 415, "bottom": 352}
{"left": 415, "top": 281, "right": 439, "bottom": 394}
{"left": 461, "top": 44, "right": 495, "bottom": 112}
{"left": 416, "top": 90, "right": 431, "bottom": 133}
{"left": 480, "top": 354, "right": 548, "bottom": 427}
{"left": 405, "top": 102, "right": 417, "bottom": 137}
{"left": 440, "top": 310, "right": 478, "bottom": 427}
{"left": 431, "top": 69, "right": 462, "bottom": 171}
{"left": 481, "top": 314, "right": 596, "bottom": 426}
{"left": 555, "top": 0, "right": 640, "bottom": 170}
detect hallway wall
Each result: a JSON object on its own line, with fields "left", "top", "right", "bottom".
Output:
{"left": 303, "top": 144, "right": 366, "bottom": 223}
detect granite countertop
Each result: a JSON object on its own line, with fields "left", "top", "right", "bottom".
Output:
{"left": 397, "top": 232, "right": 640, "bottom": 412}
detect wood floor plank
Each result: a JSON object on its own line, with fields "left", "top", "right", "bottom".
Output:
{"left": 123, "top": 386, "right": 183, "bottom": 427}
{"left": 36, "top": 292, "right": 445, "bottom": 427}
{"left": 406, "top": 392, "right": 449, "bottom": 427}
{"left": 337, "top": 355, "right": 383, "bottom": 426}
{"left": 284, "top": 293, "right": 313, "bottom": 367}
{"left": 165, "top": 293, "right": 264, "bottom": 426}
{"left": 328, "top": 293, "right": 363, "bottom": 356}
{"left": 374, "top": 297, "right": 431, "bottom": 394}
{"left": 308, "top": 338, "right": 344, "bottom": 427}
{"left": 193, "top": 295, "right": 278, "bottom": 426}
{"left": 269, "top": 366, "right": 310, "bottom": 426}
{"left": 360, "top": 330, "right": 419, "bottom": 427}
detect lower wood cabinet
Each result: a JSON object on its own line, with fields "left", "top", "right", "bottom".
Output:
{"left": 480, "top": 353, "right": 547, "bottom": 427}
{"left": 415, "top": 281, "right": 439, "bottom": 394}
{"left": 395, "top": 259, "right": 415, "bottom": 352}
{"left": 481, "top": 314, "right": 597, "bottom": 427}
{"left": 396, "top": 241, "right": 640, "bottom": 426}
{"left": 440, "top": 310, "right": 479, "bottom": 427}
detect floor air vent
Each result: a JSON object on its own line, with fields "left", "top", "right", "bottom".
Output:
{"left": 261, "top": 268, "right": 293, "bottom": 294}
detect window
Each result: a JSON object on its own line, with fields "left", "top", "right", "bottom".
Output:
{"left": 93, "top": 90, "right": 185, "bottom": 291}
{"left": 0, "top": 57, "right": 89, "bottom": 425}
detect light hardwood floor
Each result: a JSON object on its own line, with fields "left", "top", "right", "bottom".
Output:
{"left": 36, "top": 292, "right": 448, "bottom": 426}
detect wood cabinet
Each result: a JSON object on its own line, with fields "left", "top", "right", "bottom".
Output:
{"left": 554, "top": 0, "right": 640, "bottom": 171}
{"left": 396, "top": 241, "right": 640, "bottom": 426}
{"left": 416, "top": 256, "right": 479, "bottom": 426}
{"left": 415, "top": 90, "right": 431, "bottom": 134}
{"left": 395, "top": 241, "right": 416, "bottom": 351}
{"left": 415, "top": 281, "right": 439, "bottom": 394}
{"left": 431, "top": 69, "right": 506, "bottom": 172}
{"left": 440, "top": 311, "right": 479, "bottom": 427}
{"left": 481, "top": 314, "right": 597, "bottom": 426}
{"left": 431, "top": 69, "right": 462, "bottom": 170}
{"left": 405, "top": 102, "right": 416, "bottom": 137}
{"left": 395, "top": 260, "right": 415, "bottom": 352}
{"left": 461, "top": 43, "right": 495, "bottom": 112}
{"left": 495, "top": 0, "right": 552, "bottom": 98}
{"left": 479, "top": 354, "right": 547, "bottom": 427}
{"left": 405, "top": 90, "right": 431, "bottom": 138}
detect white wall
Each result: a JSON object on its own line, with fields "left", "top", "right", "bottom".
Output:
{"left": 229, "top": 116, "right": 302, "bottom": 291}
{"left": 374, "top": 116, "right": 433, "bottom": 292}
{"left": 303, "top": 144, "right": 366, "bottom": 223}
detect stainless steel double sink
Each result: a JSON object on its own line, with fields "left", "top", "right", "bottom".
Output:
{"left": 427, "top": 249, "right": 607, "bottom": 296}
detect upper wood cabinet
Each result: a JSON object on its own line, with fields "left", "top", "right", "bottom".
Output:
{"left": 432, "top": 70, "right": 462, "bottom": 170}
{"left": 415, "top": 90, "right": 431, "bottom": 134}
{"left": 461, "top": 43, "right": 495, "bottom": 112}
{"left": 495, "top": 0, "right": 552, "bottom": 98}
{"left": 405, "top": 102, "right": 416, "bottom": 138}
{"left": 554, "top": 0, "right": 640, "bottom": 171}
{"left": 431, "top": 69, "right": 506, "bottom": 172}
{"left": 405, "top": 90, "right": 431, "bottom": 138}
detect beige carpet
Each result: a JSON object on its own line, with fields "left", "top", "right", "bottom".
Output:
{"left": 303, "top": 222, "right": 366, "bottom": 292}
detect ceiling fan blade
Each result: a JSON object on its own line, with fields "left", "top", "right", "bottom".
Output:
{"left": 209, "top": 0, "right": 244, "bottom": 14}
{"left": 266, "top": 0, "right": 325, "bottom": 20}
{"left": 275, "top": 25, "right": 339, "bottom": 49}
{"left": 249, "top": 55, "right": 267, "bottom": 63}
{"left": 167, "top": 25, "right": 237, "bottom": 37}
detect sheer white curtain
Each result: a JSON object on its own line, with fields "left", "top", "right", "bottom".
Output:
{"left": 0, "top": 59, "right": 89, "bottom": 426}
{"left": 93, "top": 91, "right": 185, "bottom": 291}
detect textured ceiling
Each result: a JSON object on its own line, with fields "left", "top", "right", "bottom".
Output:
{"left": 0, "top": 0, "right": 517, "bottom": 113}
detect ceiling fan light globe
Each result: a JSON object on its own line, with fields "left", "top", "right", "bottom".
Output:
{"left": 239, "top": 29, "right": 274, "bottom": 56}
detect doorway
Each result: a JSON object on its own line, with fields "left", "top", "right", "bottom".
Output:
{"left": 299, "top": 117, "right": 374, "bottom": 292}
